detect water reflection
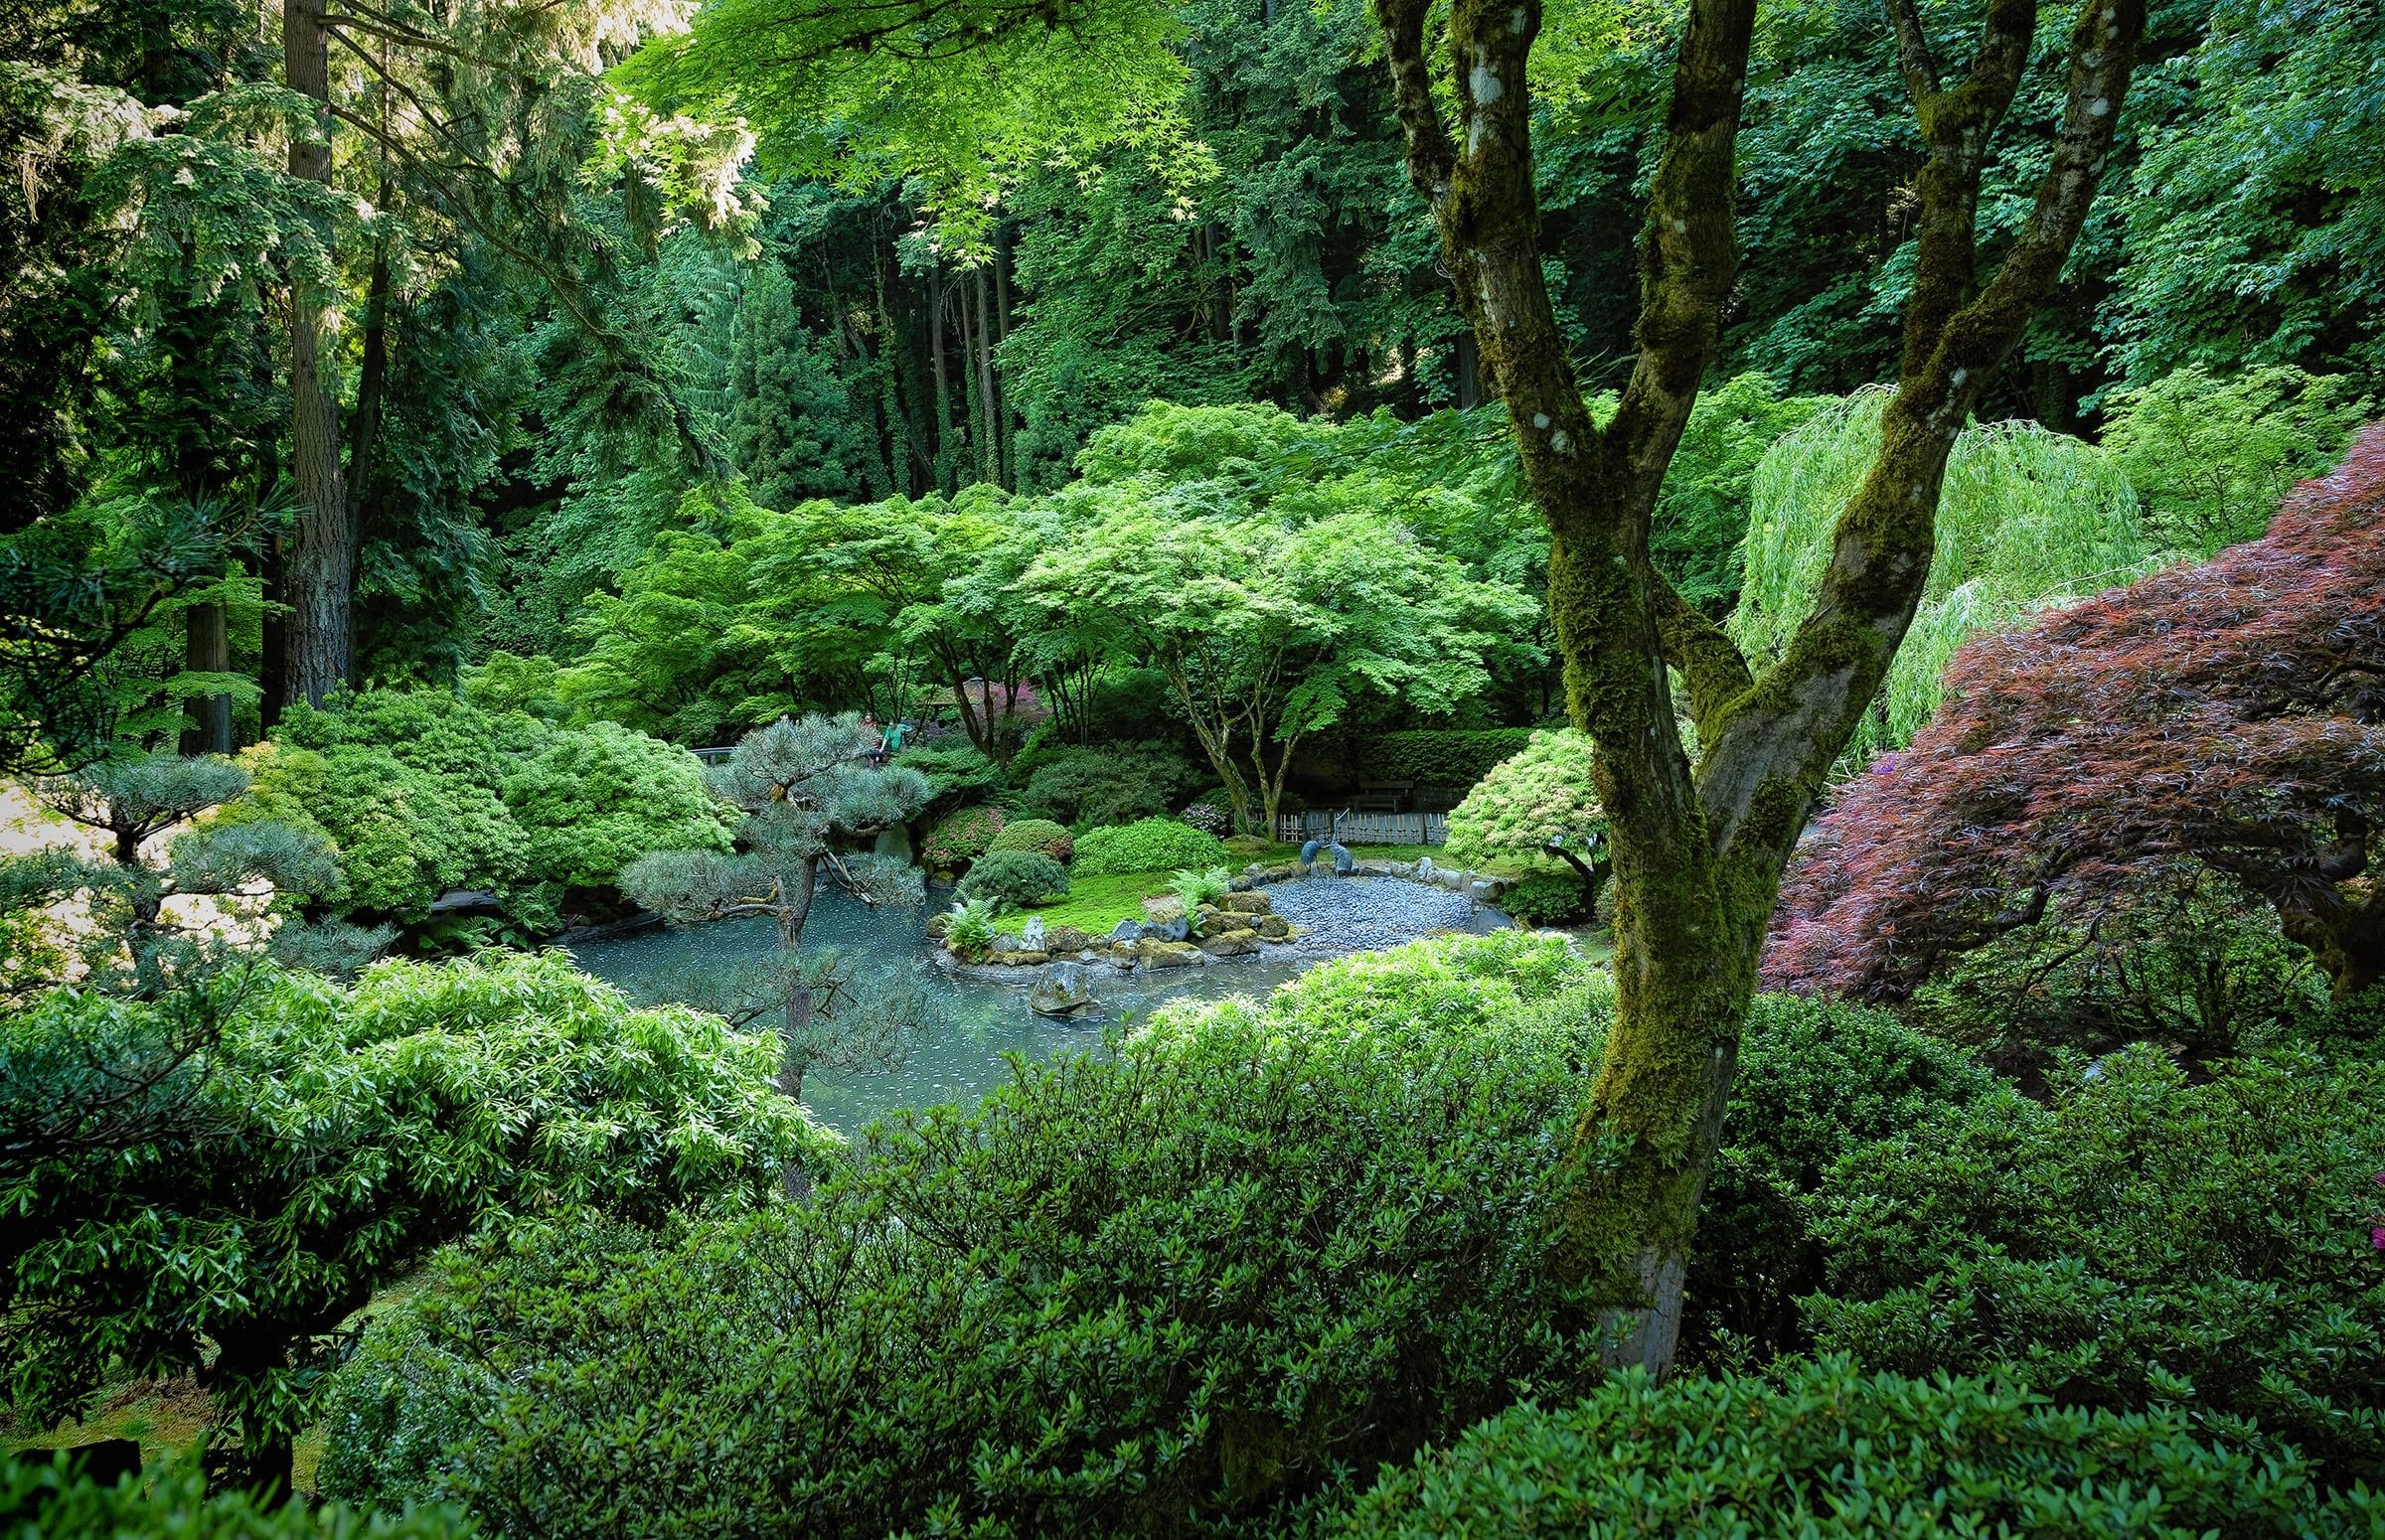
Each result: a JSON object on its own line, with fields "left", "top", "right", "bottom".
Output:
{"left": 569, "top": 886, "right": 1314, "bottom": 1135}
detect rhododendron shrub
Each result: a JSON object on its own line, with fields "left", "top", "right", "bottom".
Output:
{"left": 1767, "top": 426, "right": 2385, "bottom": 1000}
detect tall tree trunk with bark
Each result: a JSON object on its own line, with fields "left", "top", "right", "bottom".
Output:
{"left": 993, "top": 222, "right": 1016, "bottom": 487}
{"left": 179, "top": 599, "right": 232, "bottom": 754}
{"left": 281, "top": 0, "right": 349, "bottom": 707}
{"left": 1374, "top": 0, "right": 2145, "bottom": 1373}
{"left": 929, "top": 263, "right": 955, "bottom": 493}
{"left": 971, "top": 264, "right": 998, "bottom": 486}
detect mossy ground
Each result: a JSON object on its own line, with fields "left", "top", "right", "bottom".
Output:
{"left": 1, "top": 1268, "right": 436, "bottom": 1496}
{"left": 990, "top": 871, "right": 1178, "bottom": 936}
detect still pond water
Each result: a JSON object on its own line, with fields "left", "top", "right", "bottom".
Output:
{"left": 570, "top": 885, "right": 1319, "bottom": 1136}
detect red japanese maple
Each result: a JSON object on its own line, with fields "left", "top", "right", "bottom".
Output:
{"left": 1765, "top": 424, "right": 2385, "bottom": 1000}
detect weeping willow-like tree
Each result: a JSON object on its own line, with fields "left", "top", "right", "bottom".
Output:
{"left": 1731, "top": 389, "right": 2152, "bottom": 758}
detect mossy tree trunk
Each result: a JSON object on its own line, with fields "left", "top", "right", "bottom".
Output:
{"left": 1374, "top": 0, "right": 2146, "bottom": 1372}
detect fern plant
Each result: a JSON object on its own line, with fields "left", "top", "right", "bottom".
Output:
{"left": 1171, "top": 866, "right": 1232, "bottom": 914}
{"left": 943, "top": 898, "right": 1000, "bottom": 960}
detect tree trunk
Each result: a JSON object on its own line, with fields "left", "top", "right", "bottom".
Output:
{"left": 179, "top": 598, "right": 232, "bottom": 755}
{"left": 1374, "top": 0, "right": 2146, "bottom": 1373}
{"left": 1455, "top": 328, "right": 1484, "bottom": 409}
{"left": 972, "top": 264, "right": 999, "bottom": 486}
{"left": 347, "top": 227, "right": 393, "bottom": 558}
{"left": 258, "top": 540, "right": 286, "bottom": 731}
{"left": 2279, "top": 896, "right": 2385, "bottom": 999}
{"left": 929, "top": 263, "right": 954, "bottom": 493}
{"left": 282, "top": 0, "right": 348, "bottom": 708}
{"left": 202, "top": 1332, "right": 295, "bottom": 1501}
{"left": 994, "top": 221, "right": 1016, "bottom": 488}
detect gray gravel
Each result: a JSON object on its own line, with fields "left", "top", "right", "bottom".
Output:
{"left": 1264, "top": 875, "right": 1505, "bottom": 956}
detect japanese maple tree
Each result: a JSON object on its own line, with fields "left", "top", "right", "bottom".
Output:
{"left": 1766, "top": 426, "right": 2385, "bottom": 1000}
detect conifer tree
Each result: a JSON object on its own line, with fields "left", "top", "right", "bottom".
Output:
{"left": 622, "top": 714, "right": 931, "bottom": 1104}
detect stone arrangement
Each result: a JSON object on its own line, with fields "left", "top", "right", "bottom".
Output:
{"left": 929, "top": 856, "right": 1515, "bottom": 986}
{"left": 933, "top": 886, "right": 1297, "bottom": 974}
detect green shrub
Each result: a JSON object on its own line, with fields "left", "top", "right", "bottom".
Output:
{"left": 893, "top": 742, "right": 1005, "bottom": 811}
{"left": 920, "top": 805, "right": 1006, "bottom": 868}
{"left": 1071, "top": 816, "right": 1230, "bottom": 877}
{"left": 2, "top": 1455, "right": 474, "bottom": 1537}
{"left": 1685, "top": 995, "right": 1997, "bottom": 1363}
{"left": 1017, "top": 741, "right": 1200, "bottom": 827}
{"left": 953, "top": 848, "right": 1069, "bottom": 908}
{"left": 225, "top": 741, "right": 534, "bottom": 923}
{"left": 1442, "top": 729, "right": 1603, "bottom": 879}
{"left": 317, "top": 932, "right": 1611, "bottom": 1536}
{"left": 502, "top": 721, "right": 731, "bottom": 891}
{"left": 1338, "top": 1358, "right": 2382, "bottom": 1538}
{"left": 3, "top": 953, "right": 820, "bottom": 1484}
{"left": 1357, "top": 729, "right": 1533, "bottom": 789}
{"left": 1498, "top": 874, "right": 1595, "bottom": 927}
{"left": 986, "top": 817, "right": 1074, "bottom": 864}
{"left": 217, "top": 688, "right": 721, "bottom": 935}
{"left": 1805, "top": 1046, "right": 2385, "bottom": 1482}
{"left": 2103, "top": 364, "right": 2373, "bottom": 554}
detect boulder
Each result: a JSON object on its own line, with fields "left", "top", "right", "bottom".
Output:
{"left": 1109, "top": 918, "right": 1145, "bottom": 943}
{"left": 1029, "top": 964, "right": 1099, "bottom": 1018}
{"left": 1139, "top": 939, "right": 1202, "bottom": 969}
{"left": 991, "top": 933, "right": 1021, "bottom": 955}
{"left": 1006, "top": 950, "right": 1050, "bottom": 967}
{"left": 1142, "top": 894, "right": 1187, "bottom": 925}
{"left": 1198, "top": 928, "right": 1260, "bottom": 958}
{"left": 1469, "top": 880, "right": 1497, "bottom": 904}
{"left": 925, "top": 912, "right": 952, "bottom": 938}
{"left": 1256, "top": 915, "right": 1291, "bottom": 940}
{"left": 1194, "top": 902, "right": 1226, "bottom": 933}
{"left": 1416, "top": 855, "right": 1435, "bottom": 881}
{"left": 1046, "top": 925, "right": 1091, "bottom": 954}
{"left": 1020, "top": 915, "right": 1046, "bottom": 950}
{"left": 1219, "top": 890, "right": 1272, "bottom": 916}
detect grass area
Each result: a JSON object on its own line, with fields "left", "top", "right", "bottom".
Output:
{"left": 2, "top": 1378, "right": 214, "bottom": 1469}
{"left": 990, "top": 870, "right": 1177, "bottom": 936}
{"left": 1, "top": 1265, "right": 435, "bottom": 1495}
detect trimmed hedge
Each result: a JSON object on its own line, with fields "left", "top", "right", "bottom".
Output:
{"left": 1071, "top": 817, "right": 1231, "bottom": 877}
{"left": 317, "top": 932, "right": 1611, "bottom": 1537}
{"left": 986, "top": 817, "right": 1074, "bottom": 864}
{"left": 1358, "top": 730, "right": 1533, "bottom": 789}
{"left": 1338, "top": 1359, "right": 2384, "bottom": 1538}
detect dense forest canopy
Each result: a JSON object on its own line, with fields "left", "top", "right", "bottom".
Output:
{"left": 6, "top": 0, "right": 2379, "bottom": 764}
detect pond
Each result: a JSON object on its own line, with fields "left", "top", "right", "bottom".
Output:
{"left": 571, "top": 877, "right": 1513, "bottom": 1135}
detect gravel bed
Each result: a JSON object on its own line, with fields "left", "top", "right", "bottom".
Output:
{"left": 1264, "top": 875, "right": 1504, "bottom": 956}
